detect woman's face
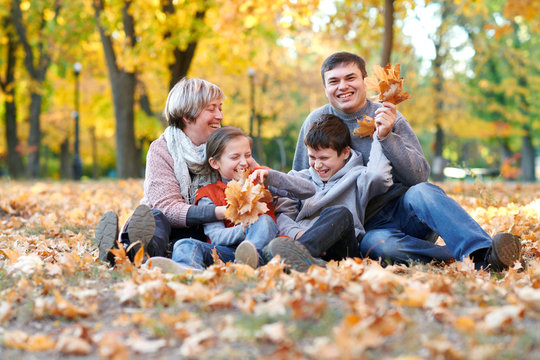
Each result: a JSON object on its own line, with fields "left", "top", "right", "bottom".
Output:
{"left": 209, "top": 136, "right": 254, "bottom": 181}
{"left": 184, "top": 98, "right": 223, "bottom": 146}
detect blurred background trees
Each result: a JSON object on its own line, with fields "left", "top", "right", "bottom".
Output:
{"left": 0, "top": 0, "right": 538, "bottom": 181}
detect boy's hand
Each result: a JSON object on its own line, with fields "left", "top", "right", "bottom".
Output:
{"left": 249, "top": 169, "right": 268, "bottom": 184}
{"left": 374, "top": 102, "right": 396, "bottom": 139}
{"left": 294, "top": 230, "right": 305, "bottom": 240}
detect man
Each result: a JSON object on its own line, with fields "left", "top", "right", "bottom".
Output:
{"left": 291, "top": 51, "right": 520, "bottom": 271}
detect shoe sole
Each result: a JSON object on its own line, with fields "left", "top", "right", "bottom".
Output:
{"left": 268, "top": 237, "right": 324, "bottom": 272}
{"left": 492, "top": 233, "right": 521, "bottom": 268}
{"left": 127, "top": 204, "right": 156, "bottom": 256}
{"left": 235, "top": 241, "right": 258, "bottom": 268}
{"left": 95, "top": 211, "right": 118, "bottom": 262}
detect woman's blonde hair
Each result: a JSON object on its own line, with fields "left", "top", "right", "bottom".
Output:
{"left": 164, "top": 78, "right": 224, "bottom": 129}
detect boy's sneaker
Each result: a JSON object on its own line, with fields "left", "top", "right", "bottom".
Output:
{"left": 266, "top": 237, "right": 326, "bottom": 273}
{"left": 484, "top": 232, "right": 521, "bottom": 271}
{"left": 127, "top": 204, "right": 155, "bottom": 259}
{"left": 95, "top": 210, "right": 118, "bottom": 264}
{"left": 235, "top": 241, "right": 259, "bottom": 268}
{"left": 143, "top": 256, "right": 202, "bottom": 275}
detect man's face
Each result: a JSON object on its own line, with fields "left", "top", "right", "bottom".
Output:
{"left": 307, "top": 145, "right": 350, "bottom": 182}
{"left": 323, "top": 62, "right": 367, "bottom": 114}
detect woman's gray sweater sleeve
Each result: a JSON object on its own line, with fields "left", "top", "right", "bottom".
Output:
{"left": 186, "top": 204, "right": 218, "bottom": 226}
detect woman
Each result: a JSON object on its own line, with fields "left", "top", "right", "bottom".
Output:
{"left": 95, "top": 78, "right": 228, "bottom": 266}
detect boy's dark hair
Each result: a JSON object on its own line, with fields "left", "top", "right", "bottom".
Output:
{"left": 304, "top": 114, "right": 351, "bottom": 156}
{"left": 320, "top": 52, "right": 367, "bottom": 85}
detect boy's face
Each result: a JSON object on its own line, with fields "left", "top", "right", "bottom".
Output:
{"left": 307, "top": 145, "right": 351, "bottom": 182}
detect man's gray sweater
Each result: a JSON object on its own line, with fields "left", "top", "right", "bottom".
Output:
{"left": 292, "top": 100, "right": 429, "bottom": 186}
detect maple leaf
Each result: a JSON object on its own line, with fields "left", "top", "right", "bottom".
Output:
{"left": 365, "top": 63, "right": 411, "bottom": 105}
{"left": 352, "top": 115, "right": 376, "bottom": 138}
{"left": 224, "top": 170, "right": 272, "bottom": 228}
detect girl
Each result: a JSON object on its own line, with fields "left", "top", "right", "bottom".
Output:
{"left": 170, "top": 126, "right": 316, "bottom": 269}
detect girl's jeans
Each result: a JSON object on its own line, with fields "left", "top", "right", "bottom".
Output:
{"left": 171, "top": 214, "right": 277, "bottom": 270}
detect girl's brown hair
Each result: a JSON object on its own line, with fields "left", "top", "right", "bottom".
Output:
{"left": 205, "top": 126, "right": 253, "bottom": 174}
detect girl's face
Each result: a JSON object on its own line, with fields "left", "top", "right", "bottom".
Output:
{"left": 209, "top": 136, "right": 254, "bottom": 180}
{"left": 184, "top": 98, "right": 223, "bottom": 146}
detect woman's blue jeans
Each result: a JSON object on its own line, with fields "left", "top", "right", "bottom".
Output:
{"left": 360, "top": 182, "right": 492, "bottom": 265}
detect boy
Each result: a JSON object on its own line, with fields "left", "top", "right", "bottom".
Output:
{"left": 266, "top": 114, "right": 393, "bottom": 271}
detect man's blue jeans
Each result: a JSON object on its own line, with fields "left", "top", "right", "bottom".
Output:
{"left": 360, "top": 182, "right": 492, "bottom": 265}
{"left": 171, "top": 214, "right": 278, "bottom": 269}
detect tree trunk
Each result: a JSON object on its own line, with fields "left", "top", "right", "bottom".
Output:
{"left": 380, "top": 0, "right": 394, "bottom": 66}
{"left": 429, "top": 1, "right": 452, "bottom": 182}
{"left": 94, "top": 0, "right": 140, "bottom": 178}
{"left": 10, "top": 0, "right": 56, "bottom": 179}
{"left": 111, "top": 71, "right": 139, "bottom": 178}
{"left": 26, "top": 91, "right": 42, "bottom": 178}
{"left": 431, "top": 124, "right": 445, "bottom": 181}
{"left": 162, "top": 0, "right": 207, "bottom": 90}
{"left": 521, "top": 125, "right": 535, "bottom": 182}
{"left": 499, "top": 140, "right": 512, "bottom": 160}
{"left": 60, "top": 138, "right": 71, "bottom": 179}
{"left": 2, "top": 28, "right": 24, "bottom": 178}
{"left": 4, "top": 95, "right": 24, "bottom": 178}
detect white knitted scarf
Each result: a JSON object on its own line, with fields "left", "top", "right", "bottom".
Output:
{"left": 164, "top": 126, "right": 216, "bottom": 204}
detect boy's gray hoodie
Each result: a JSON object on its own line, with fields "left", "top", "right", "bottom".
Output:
{"left": 276, "top": 139, "right": 393, "bottom": 239}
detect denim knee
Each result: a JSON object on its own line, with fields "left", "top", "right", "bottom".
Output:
{"left": 171, "top": 238, "right": 205, "bottom": 270}
{"left": 320, "top": 206, "right": 353, "bottom": 225}
{"left": 360, "top": 230, "right": 400, "bottom": 261}
{"left": 403, "top": 182, "right": 445, "bottom": 207}
{"left": 257, "top": 214, "right": 278, "bottom": 230}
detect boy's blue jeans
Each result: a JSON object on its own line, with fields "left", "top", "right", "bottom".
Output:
{"left": 360, "top": 182, "right": 492, "bottom": 265}
{"left": 297, "top": 205, "right": 361, "bottom": 261}
{"left": 171, "top": 214, "right": 277, "bottom": 270}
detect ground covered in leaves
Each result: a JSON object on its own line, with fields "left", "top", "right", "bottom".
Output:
{"left": 0, "top": 180, "right": 539, "bottom": 359}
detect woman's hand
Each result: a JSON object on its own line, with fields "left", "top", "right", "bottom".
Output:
{"left": 215, "top": 205, "right": 227, "bottom": 220}
{"left": 249, "top": 169, "right": 268, "bottom": 184}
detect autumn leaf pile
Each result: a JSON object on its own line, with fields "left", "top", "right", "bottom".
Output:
{"left": 224, "top": 171, "right": 273, "bottom": 228}
{"left": 353, "top": 63, "right": 411, "bottom": 138}
{"left": 1, "top": 180, "right": 539, "bottom": 359}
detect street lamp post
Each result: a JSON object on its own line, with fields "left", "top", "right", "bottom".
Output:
{"left": 248, "top": 67, "right": 255, "bottom": 139}
{"left": 72, "top": 62, "right": 83, "bottom": 180}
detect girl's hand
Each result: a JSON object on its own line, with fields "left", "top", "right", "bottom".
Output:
{"left": 215, "top": 205, "right": 227, "bottom": 220}
{"left": 374, "top": 102, "right": 396, "bottom": 139}
{"left": 249, "top": 169, "right": 268, "bottom": 184}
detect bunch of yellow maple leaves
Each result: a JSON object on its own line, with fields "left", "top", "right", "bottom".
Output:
{"left": 353, "top": 63, "right": 411, "bottom": 138}
{"left": 224, "top": 170, "right": 273, "bottom": 228}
